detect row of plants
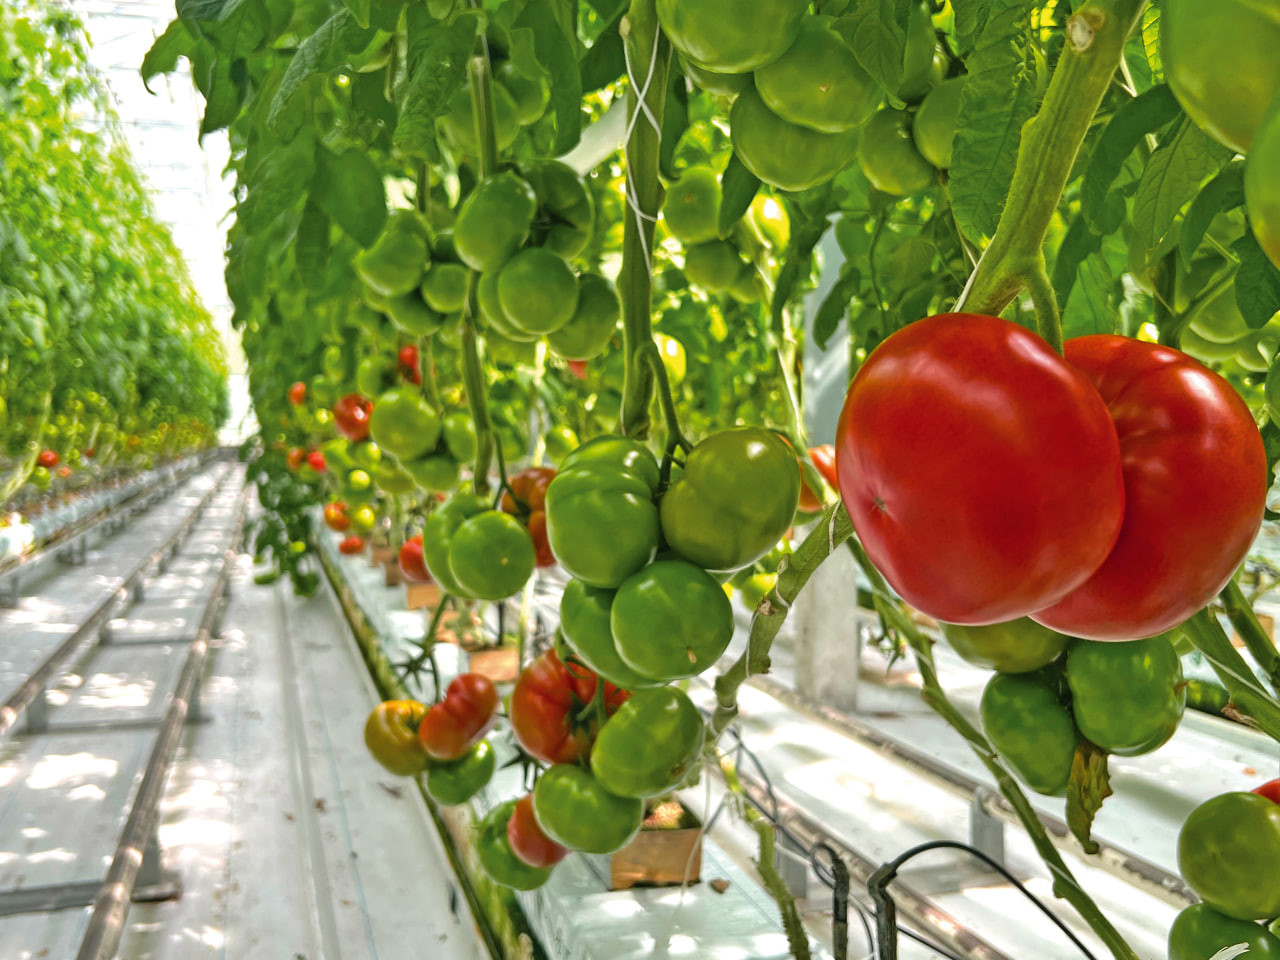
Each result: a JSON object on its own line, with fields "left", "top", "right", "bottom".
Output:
{"left": 149, "top": 0, "right": 1280, "bottom": 956}
{"left": 0, "top": 1, "right": 228, "bottom": 510}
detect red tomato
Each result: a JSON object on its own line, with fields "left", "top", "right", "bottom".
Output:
{"left": 324, "top": 502, "right": 351, "bottom": 532}
{"left": 37, "top": 449, "right": 59, "bottom": 469}
{"left": 798, "top": 444, "right": 838, "bottom": 511}
{"left": 57, "top": 466, "right": 71, "bottom": 479}
{"left": 398, "top": 535, "right": 433, "bottom": 583}
{"left": 568, "top": 359, "right": 588, "bottom": 380}
{"left": 333, "top": 394, "right": 374, "bottom": 442}
{"left": 1255, "top": 779, "right": 1280, "bottom": 804}
{"left": 509, "top": 650, "right": 628, "bottom": 765}
{"left": 286, "top": 447, "right": 306, "bottom": 470}
{"left": 398, "top": 344, "right": 422, "bottom": 384}
{"left": 289, "top": 381, "right": 307, "bottom": 405}
{"left": 306, "top": 450, "right": 326, "bottom": 472}
{"left": 1033, "top": 337, "right": 1267, "bottom": 640}
{"left": 836, "top": 314, "right": 1126, "bottom": 625}
{"left": 417, "top": 673, "right": 500, "bottom": 761}
{"left": 508, "top": 793, "right": 567, "bottom": 868}
{"left": 501, "top": 467, "right": 557, "bottom": 568}
{"left": 83, "top": 448, "right": 94, "bottom": 459}
{"left": 339, "top": 534, "right": 365, "bottom": 555}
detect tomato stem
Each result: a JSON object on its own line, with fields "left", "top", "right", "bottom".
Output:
{"left": 958, "top": 0, "right": 1147, "bottom": 326}
{"left": 642, "top": 343, "right": 691, "bottom": 454}
{"left": 1212, "top": 583, "right": 1280, "bottom": 706}
{"left": 618, "top": 0, "right": 672, "bottom": 439}
{"left": 1024, "top": 260, "right": 1063, "bottom": 353}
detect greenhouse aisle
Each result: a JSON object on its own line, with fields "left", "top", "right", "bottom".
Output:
{"left": 114, "top": 511, "right": 489, "bottom": 959}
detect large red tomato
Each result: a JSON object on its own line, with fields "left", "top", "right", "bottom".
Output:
{"left": 835, "top": 314, "right": 1125, "bottom": 625}
{"left": 1033, "top": 336, "right": 1267, "bottom": 640}
{"left": 508, "top": 650, "right": 628, "bottom": 764}
{"left": 398, "top": 535, "right": 432, "bottom": 583}
{"left": 417, "top": 673, "right": 499, "bottom": 761}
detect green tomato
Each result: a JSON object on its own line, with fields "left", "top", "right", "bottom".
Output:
{"left": 660, "top": 427, "right": 800, "bottom": 573}
{"left": 533, "top": 764, "right": 644, "bottom": 854}
{"left": 449, "top": 511, "right": 536, "bottom": 601}
{"left": 731, "top": 87, "right": 860, "bottom": 193}
{"left": 1178, "top": 792, "right": 1280, "bottom": 921}
{"left": 663, "top": 167, "right": 722, "bottom": 245}
{"left": 371, "top": 460, "right": 417, "bottom": 495}
{"left": 940, "top": 618, "right": 1071, "bottom": 673}
{"left": 857, "top": 108, "right": 935, "bottom": 196}
{"left": 1180, "top": 324, "right": 1242, "bottom": 364}
{"left": 321, "top": 438, "right": 357, "bottom": 474}
{"left": 521, "top": 160, "right": 595, "bottom": 259}
{"left": 1066, "top": 636, "right": 1185, "bottom": 757}
{"left": 542, "top": 270, "right": 617, "bottom": 363}
{"left": 1168, "top": 904, "right": 1280, "bottom": 960}
{"left": 591, "top": 687, "right": 705, "bottom": 798}
{"left": 496, "top": 61, "right": 549, "bottom": 125}
{"left": 419, "top": 262, "right": 469, "bottom": 314}
{"left": 611, "top": 560, "right": 734, "bottom": 681}
{"left": 354, "top": 210, "right": 430, "bottom": 298}
{"left": 913, "top": 76, "right": 965, "bottom": 169}
{"left": 497, "top": 248, "right": 580, "bottom": 336}
{"left": 656, "top": 0, "right": 808, "bottom": 73}
{"left": 1247, "top": 100, "right": 1280, "bottom": 273}
{"left": 738, "top": 572, "right": 776, "bottom": 611}
{"left": 423, "top": 493, "right": 489, "bottom": 598}
{"left": 750, "top": 195, "right": 790, "bottom": 250}
{"left": 453, "top": 173, "right": 538, "bottom": 273}
{"left": 442, "top": 411, "right": 477, "bottom": 463}
{"left": 560, "top": 579, "right": 662, "bottom": 689}
{"left": 753, "top": 15, "right": 879, "bottom": 134}
{"left": 897, "top": 2, "right": 946, "bottom": 102}
{"left": 680, "top": 56, "right": 752, "bottom": 96}
{"left": 683, "top": 240, "right": 744, "bottom": 292}
{"left": 543, "top": 424, "right": 579, "bottom": 463}
{"left": 1162, "top": 0, "right": 1280, "bottom": 154}
{"left": 348, "top": 503, "right": 378, "bottom": 534}
{"left": 426, "top": 740, "right": 495, "bottom": 806}
{"left": 369, "top": 388, "right": 441, "bottom": 462}
{"left": 402, "top": 454, "right": 459, "bottom": 493}
{"left": 476, "top": 800, "right": 553, "bottom": 890}
{"left": 437, "top": 83, "right": 521, "bottom": 154}
{"left": 356, "top": 356, "right": 394, "bottom": 398}
{"left": 477, "top": 271, "right": 536, "bottom": 342}
{"left": 980, "top": 672, "right": 1076, "bottom": 797}
{"left": 544, "top": 436, "right": 662, "bottom": 588}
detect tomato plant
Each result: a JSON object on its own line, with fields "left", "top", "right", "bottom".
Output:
{"left": 508, "top": 650, "right": 626, "bottom": 766}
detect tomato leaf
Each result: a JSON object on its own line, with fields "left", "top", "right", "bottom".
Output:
{"left": 949, "top": 0, "right": 1039, "bottom": 243}
{"left": 242, "top": 132, "right": 316, "bottom": 233}
{"left": 1179, "top": 162, "right": 1246, "bottom": 268}
{"left": 836, "top": 0, "right": 906, "bottom": 92}
{"left": 193, "top": 47, "right": 245, "bottom": 138}
{"left": 952, "top": 0, "right": 992, "bottom": 55}
{"left": 1066, "top": 740, "right": 1112, "bottom": 855}
{"left": 579, "top": 7, "right": 626, "bottom": 93}
{"left": 813, "top": 267, "right": 861, "bottom": 350}
{"left": 515, "top": 0, "right": 583, "bottom": 155}
{"left": 718, "top": 154, "right": 761, "bottom": 238}
{"left": 1063, "top": 251, "right": 1117, "bottom": 339}
{"left": 1081, "top": 85, "right": 1181, "bottom": 233}
{"left": 342, "top": 0, "right": 372, "bottom": 29}
{"left": 177, "top": 0, "right": 271, "bottom": 59}
{"left": 394, "top": 10, "right": 479, "bottom": 162}
{"left": 141, "top": 19, "right": 195, "bottom": 93}
{"left": 1132, "top": 115, "right": 1234, "bottom": 250}
{"left": 1234, "top": 233, "right": 1280, "bottom": 328}
{"left": 312, "top": 147, "right": 386, "bottom": 248}
{"left": 660, "top": 62, "right": 689, "bottom": 182}
{"left": 294, "top": 200, "right": 331, "bottom": 290}
{"left": 268, "top": 10, "right": 374, "bottom": 132}
{"left": 1140, "top": 4, "right": 1163, "bottom": 83}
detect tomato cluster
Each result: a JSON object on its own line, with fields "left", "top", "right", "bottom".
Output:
{"left": 363, "top": 673, "right": 501, "bottom": 808}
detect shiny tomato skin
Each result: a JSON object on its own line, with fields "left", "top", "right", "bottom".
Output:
{"left": 364, "top": 700, "right": 428, "bottom": 776}
{"left": 306, "top": 450, "right": 326, "bottom": 472}
{"left": 333, "top": 394, "right": 374, "bottom": 442}
{"left": 324, "top": 502, "right": 351, "bottom": 532}
{"left": 508, "top": 793, "right": 567, "bottom": 868}
{"left": 836, "top": 314, "right": 1125, "bottom": 625}
{"left": 289, "top": 381, "right": 307, "bottom": 405}
{"left": 398, "top": 535, "right": 432, "bottom": 583}
{"left": 1254, "top": 779, "right": 1280, "bottom": 804}
{"left": 37, "top": 449, "right": 59, "bottom": 469}
{"left": 1033, "top": 337, "right": 1268, "bottom": 640}
{"left": 339, "top": 535, "right": 365, "bottom": 555}
{"left": 509, "top": 650, "right": 627, "bottom": 765}
{"left": 417, "top": 673, "right": 499, "bottom": 761}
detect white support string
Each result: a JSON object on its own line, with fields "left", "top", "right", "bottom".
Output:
{"left": 620, "top": 26, "right": 664, "bottom": 282}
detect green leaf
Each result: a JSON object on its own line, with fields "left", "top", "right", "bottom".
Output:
{"left": 952, "top": 0, "right": 992, "bottom": 54}
{"left": 1080, "top": 85, "right": 1181, "bottom": 233}
{"left": 1140, "top": 4, "right": 1163, "bottom": 83}
{"left": 1066, "top": 740, "right": 1112, "bottom": 856}
{"left": 194, "top": 47, "right": 244, "bottom": 137}
{"left": 1132, "top": 116, "right": 1234, "bottom": 250}
{"left": 393, "top": 11, "right": 480, "bottom": 161}
{"left": 293, "top": 200, "right": 331, "bottom": 289}
{"left": 343, "top": 0, "right": 372, "bottom": 29}
{"left": 268, "top": 10, "right": 374, "bottom": 132}
{"left": 1051, "top": 215, "right": 1102, "bottom": 309}
{"left": 719, "top": 153, "right": 761, "bottom": 238}
{"left": 949, "top": 0, "right": 1039, "bottom": 242}
{"left": 177, "top": 0, "right": 271, "bottom": 59}
{"left": 141, "top": 20, "right": 195, "bottom": 92}
{"left": 814, "top": 268, "right": 861, "bottom": 350}
{"left": 579, "top": 8, "right": 626, "bottom": 93}
{"left": 1180, "top": 162, "right": 1246, "bottom": 268}
{"left": 242, "top": 133, "right": 317, "bottom": 232}
{"left": 660, "top": 61, "right": 689, "bottom": 181}
{"left": 836, "top": 0, "right": 906, "bottom": 92}
{"left": 312, "top": 147, "right": 387, "bottom": 248}
{"left": 1062, "top": 251, "right": 1116, "bottom": 339}
{"left": 1234, "top": 233, "right": 1280, "bottom": 328}
{"left": 515, "top": 0, "right": 583, "bottom": 155}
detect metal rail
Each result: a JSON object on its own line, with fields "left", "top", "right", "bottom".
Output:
{"left": 0, "top": 462, "right": 232, "bottom": 738}
{"left": 75, "top": 482, "right": 248, "bottom": 960}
